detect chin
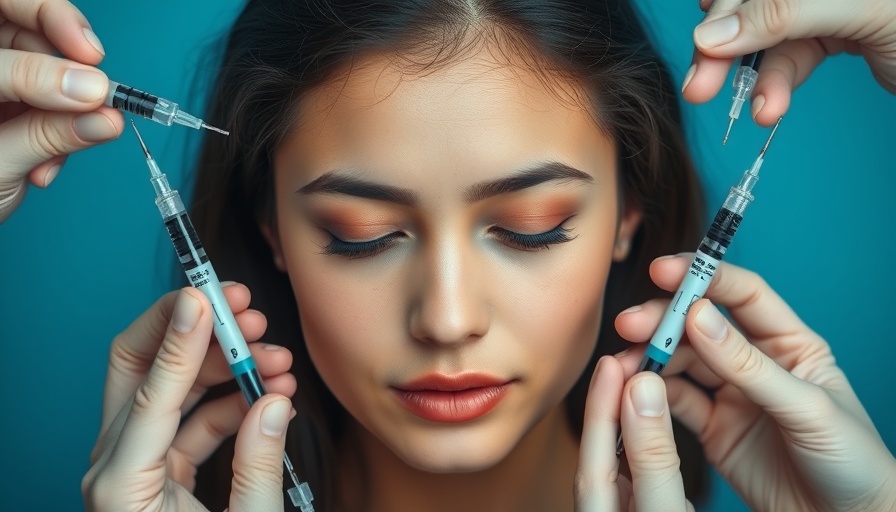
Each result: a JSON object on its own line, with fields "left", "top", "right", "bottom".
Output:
{"left": 379, "top": 416, "right": 534, "bottom": 473}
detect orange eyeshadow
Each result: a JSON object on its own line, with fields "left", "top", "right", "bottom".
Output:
{"left": 493, "top": 197, "right": 579, "bottom": 232}
{"left": 315, "top": 210, "right": 399, "bottom": 240}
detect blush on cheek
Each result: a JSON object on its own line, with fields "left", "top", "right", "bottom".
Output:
{"left": 494, "top": 230, "right": 612, "bottom": 392}
{"left": 289, "top": 264, "right": 395, "bottom": 403}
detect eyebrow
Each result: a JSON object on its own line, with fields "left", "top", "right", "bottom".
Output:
{"left": 296, "top": 161, "right": 594, "bottom": 206}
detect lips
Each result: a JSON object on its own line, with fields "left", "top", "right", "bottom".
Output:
{"left": 391, "top": 373, "right": 512, "bottom": 423}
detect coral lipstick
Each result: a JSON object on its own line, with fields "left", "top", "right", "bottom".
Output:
{"left": 391, "top": 374, "right": 511, "bottom": 423}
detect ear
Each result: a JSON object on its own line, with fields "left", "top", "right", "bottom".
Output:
{"left": 612, "top": 204, "right": 642, "bottom": 262}
{"left": 259, "top": 222, "right": 287, "bottom": 272}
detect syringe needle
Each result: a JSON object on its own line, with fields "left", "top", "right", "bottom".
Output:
{"left": 131, "top": 120, "right": 152, "bottom": 159}
{"left": 723, "top": 117, "right": 735, "bottom": 145}
{"left": 201, "top": 123, "right": 230, "bottom": 136}
{"left": 758, "top": 117, "right": 783, "bottom": 158}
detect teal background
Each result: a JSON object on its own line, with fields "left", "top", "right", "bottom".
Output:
{"left": 1, "top": 1, "right": 894, "bottom": 510}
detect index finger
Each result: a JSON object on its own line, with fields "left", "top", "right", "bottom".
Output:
{"left": 693, "top": 0, "right": 896, "bottom": 57}
{"left": 576, "top": 356, "right": 625, "bottom": 511}
{"left": 621, "top": 372, "right": 690, "bottom": 512}
{"left": 0, "top": 0, "right": 104, "bottom": 63}
{"left": 649, "top": 254, "right": 808, "bottom": 339}
{"left": 682, "top": 0, "right": 742, "bottom": 105}
{"left": 101, "top": 283, "right": 254, "bottom": 431}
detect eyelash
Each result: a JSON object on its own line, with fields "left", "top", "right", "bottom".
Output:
{"left": 489, "top": 224, "right": 575, "bottom": 251}
{"left": 322, "top": 222, "right": 575, "bottom": 259}
{"left": 322, "top": 231, "right": 406, "bottom": 259}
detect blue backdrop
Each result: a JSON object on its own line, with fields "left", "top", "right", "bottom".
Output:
{"left": 1, "top": 2, "right": 893, "bottom": 510}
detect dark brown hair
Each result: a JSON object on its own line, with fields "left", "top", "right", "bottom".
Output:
{"left": 188, "top": 1, "right": 707, "bottom": 509}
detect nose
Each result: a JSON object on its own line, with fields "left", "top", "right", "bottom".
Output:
{"left": 408, "top": 236, "right": 490, "bottom": 346}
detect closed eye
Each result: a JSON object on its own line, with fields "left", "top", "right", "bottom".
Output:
{"left": 321, "top": 231, "right": 406, "bottom": 259}
{"left": 489, "top": 220, "right": 576, "bottom": 251}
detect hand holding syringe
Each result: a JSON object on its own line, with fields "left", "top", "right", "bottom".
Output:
{"left": 130, "top": 121, "right": 314, "bottom": 511}
{"left": 616, "top": 118, "right": 782, "bottom": 456}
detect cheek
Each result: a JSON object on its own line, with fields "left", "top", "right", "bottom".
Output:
{"left": 280, "top": 223, "right": 403, "bottom": 409}
{"left": 492, "top": 207, "right": 617, "bottom": 399}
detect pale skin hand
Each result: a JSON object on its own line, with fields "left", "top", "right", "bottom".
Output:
{"left": 81, "top": 283, "right": 298, "bottom": 511}
{"left": 575, "top": 356, "right": 695, "bottom": 511}
{"left": 614, "top": 255, "right": 896, "bottom": 512}
{"left": 683, "top": 0, "right": 896, "bottom": 125}
{"left": 0, "top": 0, "right": 123, "bottom": 223}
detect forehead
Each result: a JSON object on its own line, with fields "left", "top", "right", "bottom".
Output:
{"left": 276, "top": 44, "right": 616, "bottom": 187}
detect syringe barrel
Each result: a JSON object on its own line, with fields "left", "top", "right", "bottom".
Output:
{"left": 698, "top": 203, "right": 745, "bottom": 261}
{"left": 157, "top": 197, "right": 262, "bottom": 401}
{"left": 642, "top": 201, "right": 748, "bottom": 367}
{"left": 739, "top": 51, "right": 765, "bottom": 72}
{"left": 107, "top": 81, "right": 179, "bottom": 126}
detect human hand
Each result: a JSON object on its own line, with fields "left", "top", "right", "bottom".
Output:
{"left": 575, "top": 356, "right": 695, "bottom": 511}
{"left": 682, "top": 0, "right": 896, "bottom": 125}
{"left": 615, "top": 255, "right": 896, "bottom": 512}
{"left": 82, "top": 284, "right": 298, "bottom": 511}
{"left": 0, "top": 0, "right": 123, "bottom": 223}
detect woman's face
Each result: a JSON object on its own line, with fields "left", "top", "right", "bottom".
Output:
{"left": 268, "top": 45, "right": 639, "bottom": 472}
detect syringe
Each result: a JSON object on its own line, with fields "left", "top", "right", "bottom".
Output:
{"left": 723, "top": 50, "right": 765, "bottom": 145}
{"left": 108, "top": 82, "right": 229, "bottom": 135}
{"left": 617, "top": 118, "right": 782, "bottom": 456}
{"left": 130, "top": 121, "right": 314, "bottom": 511}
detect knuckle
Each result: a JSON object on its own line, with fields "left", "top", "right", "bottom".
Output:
{"left": 231, "top": 458, "right": 283, "bottom": 493}
{"left": 10, "top": 51, "right": 55, "bottom": 100}
{"left": 729, "top": 339, "right": 768, "bottom": 383}
{"left": 757, "top": 0, "right": 795, "bottom": 37}
{"left": 107, "top": 332, "right": 144, "bottom": 373}
{"left": 130, "top": 337, "right": 195, "bottom": 413}
{"left": 131, "top": 379, "right": 163, "bottom": 415}
{"left": 26, "top": 111, "right": 75, "bottom": 157}
{"left": 627, "top": 432, "right": 681, "bottom": 474}
{"left": 132, "top": 346, "right": 189, "bottom": 414}
{"left": 776, "top": 52, "right": 800, "bottom": 82}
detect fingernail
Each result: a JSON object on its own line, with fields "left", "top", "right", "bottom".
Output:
{"left": 82, "top": 27, "right": 105, "bottom": 56}
{"left": 613, "top": 348, "right": 629, "bottom": 358}
{"left": 694, "top": 14, "right": 740, "bottom": 48}
{"left": 695, "top": 302, "right": 728, "bottom": 343}
{"left": 620, "top": 305, "right": 642, "bottom": 314}
{"left": 220, "top": 280, "right": 237, "bottom": 287}
{"left": 681, "top": 64, "right": 697, "bottom": 94}
{"left": 42, "top": 165, "right": 61, "bottom": 188}
{"left": 73, "top": 113, "right": 118, "bottom": 142}
{"left": 61, "top": 68, "right": 107, "bottom": 102}
{"left": 260, "top": 399, "right": 290, "bottom": 438}
{"left": 751, "top": 94, "right": 766, "bottom": 119}
{"left": 262, "top": 343, "right": 282, "bottom": 351}
{"left": 171, "top": 291, "right": 202, "bottom": 333}
{"left": 632, "top": 374, "right": 666, "bottom": 417}
{"left": 655, "top": 254, "right": 678, "bottom": 262}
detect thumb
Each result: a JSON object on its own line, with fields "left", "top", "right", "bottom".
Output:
{"left": 693, "top": 0, "right": 895, "bottom": 56}
{"left": 228, "top": 394, "right": 293, "bottom": 512}
{"left": 685, "top": 299, "right": 825, "bottom": 425}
